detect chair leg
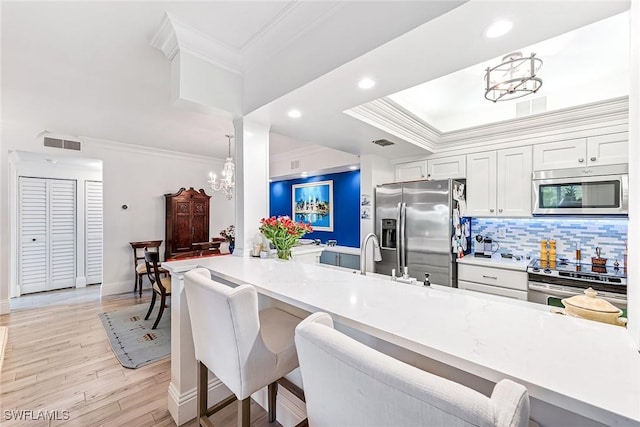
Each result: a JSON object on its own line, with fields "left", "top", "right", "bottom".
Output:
{"left": 145, "top": 292, "right": 156, "bottom": 321}
{"left": 138, "top": 274, "right": 144, "bottom": 297}
{"left": 268, "top": 382, "right": 277, "bottom": 423}
{"left": 134, "top": 273, "right": 138, "bottom": 293}
{"left": 152, "top": 293, "right": 165, "bottom": 330}
{"left": 238, "top": 398, "right": 250, "bottom": 427}
{"left": 197, "top": 361, "right": 209, "bottom": 427}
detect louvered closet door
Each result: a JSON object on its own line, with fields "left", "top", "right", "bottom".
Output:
{"left": 49, "top": 180, "right": 76, "bottom": 290}
{"left": 85, "top": 181, "right": 103, "bottom": 285}
{"left": 18, "top": 177, "right": 76, "bottom": 294}
{"left": 19, "top": 178, "right": 48, "bottom": 294}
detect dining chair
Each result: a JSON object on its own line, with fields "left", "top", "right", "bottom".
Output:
{"left": 144, "top": 251, "right": 172, "bottom": 330}
{"left": 295, "top": 312, "right": 531, "bottom": 427}
{"left": 183, "top": 267, "right": 305, "bottom": 427}
{"left": 129, "top": 240, "right": 167, "bottom": 297}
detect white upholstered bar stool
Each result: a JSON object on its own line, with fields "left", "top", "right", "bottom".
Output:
{"left": 295, "top": 312, "right": 531, "bottom": 427}
{"left": 184, "top": 268, "right": 305, "bottom": 427}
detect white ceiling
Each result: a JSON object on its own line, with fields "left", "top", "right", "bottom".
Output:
{"left": 387, "top": 12, "right": 630, "bottom": 133}
{"left": 1, "top": 1, "right": 632, "bottom": 163}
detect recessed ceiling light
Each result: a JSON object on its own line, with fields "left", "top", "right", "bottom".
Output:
{"left": 300, "top": 172, "right": 308, "bottom": 178}
{"left": 358, "top": 77, "right": 375, "bottom": 89}
{"left": 288, "top": 109, "right": 302, "bottom": 118}
{"left": 45, "top": 159, "right": 57, "bottom": 164}
{"left": 349, "top": 165, "right": 358, "bottom": 170}
{"left": 485, "top": 20, "right": 513, "bottom": 38}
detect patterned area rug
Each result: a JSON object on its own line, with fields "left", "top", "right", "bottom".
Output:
{"left": 98, "top": 304, "right": 170, "bottom": 369}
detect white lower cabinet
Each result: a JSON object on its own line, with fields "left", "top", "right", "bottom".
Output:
{"left": 467, "top": 146, "right": 532, "bottom": 217}
{"left": 458, "top": 264, "right": 527, "bottom": 301}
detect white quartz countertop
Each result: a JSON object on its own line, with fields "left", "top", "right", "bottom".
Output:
{"left": 457, "top": 253, "right": 529, "bottom": 271}
{"left": 163, "top": 256, "right": 640, "bottom": 426}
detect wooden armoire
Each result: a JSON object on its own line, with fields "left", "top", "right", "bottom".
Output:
{"left": 165, "top": 187, "right": 211, "bottom": 260}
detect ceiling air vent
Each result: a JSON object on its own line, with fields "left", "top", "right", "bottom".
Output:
{"left": 290, "top": 160, "right": 300, "bottom": 170}
{"left": 44, "top": 136, "right": 82, "bottom": 151}
{"left": 372, "top": 139, "right": 394, "bottom": 147}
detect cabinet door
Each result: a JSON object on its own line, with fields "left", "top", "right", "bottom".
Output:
{"left": 497, "top": 146, "right": 532, "bottom": 217}
{"left": 320, "top": 251, "right": 339, "bottom": 266}
{"left": 533, "top": 139, "right": 586, "bottom": 170}
{"left": 587, "top": 133, "right": 628, "bottom": 166}
{"left": 338, "top": 253, "right": 360, "bottom": 270}
{"left": 466, "top": 152, "right": 497, "bottom": 216}
{"left": 174, "top": 200, "right": 192, "bottom": 251}
{"left": 426, "top": 156, "right": 466, "bottom": 179}
{"left": 191, "top": 199, "right": 209, "bottom": 243}
{"left": 395, "top": 160, "right": 426, "bottom": 182}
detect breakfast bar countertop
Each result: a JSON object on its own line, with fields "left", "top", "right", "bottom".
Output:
{"left": 163, "top": 255, "right": 640, "bottom": 427}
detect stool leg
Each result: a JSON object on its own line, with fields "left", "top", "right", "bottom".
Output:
{"left": 268, "top": 382, "right": 277, "bottom": 422}
{"left": 197, "top": 361, "right": 208, "bottom": 426}
{"left": 238, "top": 398, "right": 250, "bottom": 427}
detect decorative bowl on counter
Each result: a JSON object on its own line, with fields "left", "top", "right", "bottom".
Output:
{"left": 560, "top": 288, "right": 627, "bottom": 327}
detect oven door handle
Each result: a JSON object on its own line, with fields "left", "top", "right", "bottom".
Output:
{"left": 528, "top": 282, "right": 580, "bottom": 298}
{"left": 528, "top": 282, "right": 627, "bottom": 304}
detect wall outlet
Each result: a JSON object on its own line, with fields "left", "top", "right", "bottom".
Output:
{"left": 496, "top": 227, "right": 507, "bottom": 239}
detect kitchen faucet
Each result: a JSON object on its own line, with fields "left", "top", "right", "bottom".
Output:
{"left": 360, "top": 233, "right": 382, "bottom": 275}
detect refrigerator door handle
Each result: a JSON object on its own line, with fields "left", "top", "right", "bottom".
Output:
{"left": 400, "top": 202, "right": 407, "bottom": 270}
{"left": 396, "top": 202, "right": 402, "bottom": 272}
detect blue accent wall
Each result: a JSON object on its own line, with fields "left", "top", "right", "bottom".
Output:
{"left": 270, "top": 171, "right": 360, "bottom": 247}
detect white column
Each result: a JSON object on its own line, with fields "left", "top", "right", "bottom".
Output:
{"left": 627, "top": 0, "right": 640, "bottom": 348}
{"left": 232, "top": 118, "right": 270, "bottom": 256}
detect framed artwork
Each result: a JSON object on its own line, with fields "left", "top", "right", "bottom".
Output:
{"left": 292, "top": 180, "right": 334, "bottom": 231}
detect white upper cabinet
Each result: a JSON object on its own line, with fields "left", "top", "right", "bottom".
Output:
{"left": 426, "top": 156, "right": 466, "bottom": 180}
{"left": 586, "top": 133, "right": 629, "bottom": 166}
{"left": 533, "top": 138, "right": 586, "bottom": 170}
{"left": 395, "top": 160, "right": 426, "bottom": 182}
{"left": 467, "top": 146, "right": 532, "bottom": 217}
{"left": 466, "top": 152, "right": 497, "bottom": 216}
{"left": 533, "top": 133, "right": 628, "bottom": 171}
{"left": 496, "top": 146, "right": 532, "bottom": 217}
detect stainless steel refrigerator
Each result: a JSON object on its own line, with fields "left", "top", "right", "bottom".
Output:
{"left": 374, "top": 179, "right": 468, "bottom": 287}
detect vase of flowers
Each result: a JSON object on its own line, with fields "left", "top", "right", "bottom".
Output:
{"left": 259, "top": 216, "right": 313, "bottom": 260}
{"left": 220, "top": 225, "right": 235, "bottom": 254}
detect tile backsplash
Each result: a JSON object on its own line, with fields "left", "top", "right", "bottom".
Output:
{"left": 471, "top": 218, "right": 628, "bottom": 265}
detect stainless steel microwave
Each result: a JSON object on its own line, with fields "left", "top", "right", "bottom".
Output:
{"left": 532, "top": 164, "right": 628, "bottom": 215}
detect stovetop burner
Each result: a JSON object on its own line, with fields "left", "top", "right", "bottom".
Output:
{"left": 527, "top": 258, "right": 627, "bottom": 292}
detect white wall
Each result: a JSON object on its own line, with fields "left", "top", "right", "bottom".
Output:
{"left": 9, "top": 156, "right": 102, "bottom": 297}
{"left": 627, "top": 0, "right": 639, "bottom": 348}
{"left": 0, "top": 130, "right": 235, "bottom": 311}
{"left": 270, "top": 145, "right": 360, "bottom": 180}
{"left": 360, "top": 154, "right": 394, "bottom": 271}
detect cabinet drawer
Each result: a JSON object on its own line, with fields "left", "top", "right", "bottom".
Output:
{"left": 458, "top": 264, "right": 527, "bottom": 291}
{"left": 458, "top": 280, "right": 528, "bottom": 300}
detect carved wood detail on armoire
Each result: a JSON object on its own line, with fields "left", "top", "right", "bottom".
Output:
{"left": 164, "top": 187, "right": 211, "bottom": 260}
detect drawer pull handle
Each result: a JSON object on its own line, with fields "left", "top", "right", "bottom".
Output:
{"left": 482, "top": 275, "right": 498, "bottom": 279}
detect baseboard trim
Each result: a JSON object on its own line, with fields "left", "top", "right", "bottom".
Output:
{"left": 100, "top": 280, "right": 134, "bottom": 297}
{"left": 167, "top": 378, "right": 306, "bottom": 426}
{"left": 0, "top": 299, "right": 10, "bottom": 315}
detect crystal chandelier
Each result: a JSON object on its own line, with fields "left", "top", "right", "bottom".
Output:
{"left": 484, "top": 52, "right": 543, "bottom": 102}
{"left": 208, "top": 135, "right": 235, "bottom": 200}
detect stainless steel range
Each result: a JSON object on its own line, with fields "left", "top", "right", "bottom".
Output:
{"left": 527, "top": 259, "right": 627, "bottom": 310}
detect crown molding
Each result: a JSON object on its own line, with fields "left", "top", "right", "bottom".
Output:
{"left": 151, "top": 13, "right": 243, "bottom": 75}
{"left": 346, "top": 96, "right": 629, "bottom": 154}
{"left": 240, "top": 1, "right": 301, "bottom": 53}
{"left": 344, "top": 99, "right": 439, "bottom": 152}
{"left": 80, "top": 136, "right": 225, "bottom": 163}
{"left": 439, "top": 96, "right": 629, "bottom": 149}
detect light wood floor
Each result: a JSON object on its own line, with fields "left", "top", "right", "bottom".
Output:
{"left": 0, "top": 286, "right": 279, "bottom": 427}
